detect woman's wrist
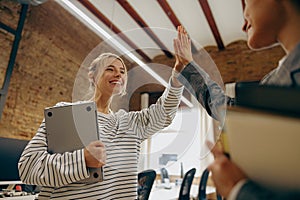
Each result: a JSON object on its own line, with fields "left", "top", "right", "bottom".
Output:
{"left": 174, "top": 59, "right": 193, "bottom": 73}
{"left": 171, "top": 69, "right": 183, "bottom": 87}
{"left": 172, "top": 68, "right": 180, "bottom": 78}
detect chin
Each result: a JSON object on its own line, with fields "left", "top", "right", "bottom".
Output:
{"left": 248, "top": 39, "right": 279, "bottom": 51}
{"left": 112, "top": 89, "right": 123, "bottom": 96}
{"left": 247, "top": 29, "right": 281, "bottom": 50}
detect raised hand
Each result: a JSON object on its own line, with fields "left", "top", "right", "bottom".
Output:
{"left": 173, "top": 25, "right": 193, "bottom": 72}
{"left": 84, "top": 140, "right": 106, "bottom": 168}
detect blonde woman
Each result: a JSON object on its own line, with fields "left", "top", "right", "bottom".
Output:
{"left": 19, "top": 53, "right": 184, "bottom": 199}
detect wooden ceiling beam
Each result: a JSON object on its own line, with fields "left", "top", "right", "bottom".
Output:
{"left": 78, "top": 0, "right": 151, "bottom": 62}
{"left": 116, "top": 0, "right": 173, "bottom": 58}
{"left": 198, "top": 0, "right": 225, "bottom": 50}
{"left": 157, "top": 0, "right": 198, "bottom": 53}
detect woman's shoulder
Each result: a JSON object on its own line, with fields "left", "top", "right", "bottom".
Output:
{"left": 114, "top": 108, "right": 127, "bottom": 114}
{"left": 114, "top": 108, "right": 130, "bottom": 117}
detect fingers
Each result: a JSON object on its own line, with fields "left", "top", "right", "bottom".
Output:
{"left": 173, "top": 38, "right": 179, "bottom": 56}
{"left": 174, "top": 38, "right": 183, "bottom": 57}
{"left": 180, "top": 28, "right": 187, "bottom": 44}
{"left": 174, "top": 25, "right": 193, "bottom": 66}
{"left": 97, "top": 147, "right": 106, "bottom": 165}
{"left": 174, "top": 31, "right": 187, "bottom": 57}
{"left": 178, "top": 25, "right": 189, "bottom": 45}
{"left": 91, "top": 140, "right": 105, "bottom": 147}
{"left": 177, "top": 25, "right": 183, "bottom": 39}
{"left": 85, "top": 140, "right": 107, "bottom": 168}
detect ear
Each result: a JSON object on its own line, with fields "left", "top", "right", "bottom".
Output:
{"left": 88, "top": 71, "right": 95, "bottom": 82}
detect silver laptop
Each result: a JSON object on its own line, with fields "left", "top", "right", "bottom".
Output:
{"left": 44, "top": 101, "right": 103, "bottom": 183}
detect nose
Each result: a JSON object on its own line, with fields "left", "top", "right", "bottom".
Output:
{"left": 114, "top": 69, "right": 121, "bottom": 77}
{"left": 243, "top": 5, "right": 249, "bottom": 32}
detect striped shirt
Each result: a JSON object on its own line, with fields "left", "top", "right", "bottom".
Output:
{"left": 18, "top": 81, "right": 183, "bottom": 199}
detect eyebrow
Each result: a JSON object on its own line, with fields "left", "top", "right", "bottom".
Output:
{"left": 107, "top": 65, "right": 125, "bottom": 71}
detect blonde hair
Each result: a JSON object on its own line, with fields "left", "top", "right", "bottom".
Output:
{"left": 87, "top": 53, "right": 128, "bottom": 98}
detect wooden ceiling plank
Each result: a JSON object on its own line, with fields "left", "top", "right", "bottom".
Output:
{"left": 157, "top": 0, "right": 180, "bottom": 27}
{"left": 78, "top": 0, "right": 151, "bottom": 62}
{"left": 157, "top": 0, "right": 198, "bottom": 53}
{"left": 116, "top": 0, "right": 173, "bottom": 58}
{"left": 198, "top": 0, "right": 225, "bottom": 50}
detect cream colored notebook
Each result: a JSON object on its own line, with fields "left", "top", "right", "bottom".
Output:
{"left": 226, "top": 107, "right": 300, "bottom": 190}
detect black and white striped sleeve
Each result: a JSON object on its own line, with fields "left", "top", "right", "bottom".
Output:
{"left": 127, "top": 80, "right": 184, "bottom": 140}
{"left": 18, "top": 120, "right": 90, "bottom": 187}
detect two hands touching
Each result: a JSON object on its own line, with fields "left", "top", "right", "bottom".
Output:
{"left": 171, "top": 25, "right": 194, "bottom": 87}
{"left": 173, "top": 25, "right": 193, "bottom": 73}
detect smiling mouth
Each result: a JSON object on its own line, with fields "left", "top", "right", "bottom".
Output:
{"left": 242, "top": 20, "right": 252, "bottom": 33}
{"left": 109, "top": 80, "right": 123, "bottom": 85}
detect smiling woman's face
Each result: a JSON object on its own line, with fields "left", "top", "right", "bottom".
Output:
{"left": 96, "top": 57, "right": 127, "bottom": 96}
{"left": 243, "top": 0, "right": 286, "bottom": 50}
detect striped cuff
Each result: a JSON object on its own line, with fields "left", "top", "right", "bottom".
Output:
{"left": 171, "top": 68, "right": 180, "bottom": 78}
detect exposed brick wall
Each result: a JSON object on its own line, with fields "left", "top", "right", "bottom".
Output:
{"left": 0, "top": 0, "right": 102, "bottom": 139}
{"left": 0, "top": 0, "right": 285, "bottom": 140}
{"left": 206, "top": 40, "right": 285, "bottom": 83}
{"left": 152, "top": 40, "right": 285, "bottom": 84}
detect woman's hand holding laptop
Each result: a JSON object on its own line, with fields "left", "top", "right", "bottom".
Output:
{"left": 84, "top": 140, "right": 107, "bottom": 168}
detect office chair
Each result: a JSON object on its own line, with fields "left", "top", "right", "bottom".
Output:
{"left": 137, "top": 169, "right": 156, "bottom": 200}
{"left": 178, "top": 168, "right": 196, "bottom": 200}
{"left": 198, "top": 168, "right": 222, "bottom": 200}
{"left": 160, "top": 167, "right": 170, "bottom": 183}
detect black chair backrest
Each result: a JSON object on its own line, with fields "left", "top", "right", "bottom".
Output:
{"left": 198, "top": 168, "right": 222, "bottom": 200}
{"left": 160, "top": 167, "right": 169, "bottom": 183}
{"left": 0, "top": 137, "right": 28, "bottom": 181}
{"left": 138, "top": 169, "right": 156, "bottom": 200}
{"left": 178, "top": 168, "right": 196, "bottom": 200}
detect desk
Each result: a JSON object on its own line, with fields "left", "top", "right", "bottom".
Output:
{"left": 0, "top": 181, "right": 37, "bottom": 200}
{"left": 149, "top": 183, "right": 215, "bottom": 200}
{"left": 2, "top": 195, "right": 36, "bottom": 200}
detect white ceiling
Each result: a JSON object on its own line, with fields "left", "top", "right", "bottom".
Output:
{"left": 56, "top": 0, "right": 247, "bottom": 61}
